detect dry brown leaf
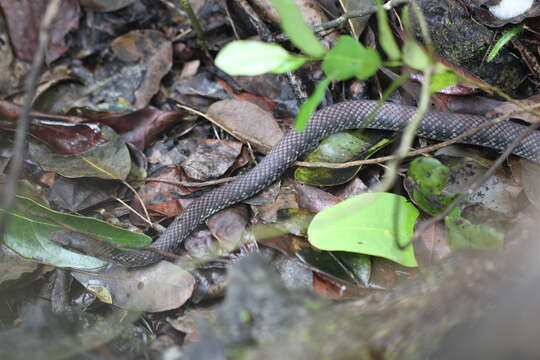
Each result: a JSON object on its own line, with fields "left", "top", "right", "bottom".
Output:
{"left": 206, "top": 99, "right": 283, "bottom": 153}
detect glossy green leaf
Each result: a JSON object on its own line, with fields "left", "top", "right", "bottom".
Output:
{"left": 405, "top": 157, "right": 457, "bottom": 215}
{"left": 375, "top": 0, "right": 400, "bottom": 60}
{"left": 270, "top": 0, "right": 326, "bottom": 57}
{"left": 296, "top": 76, "right": 332, "bottom": 131}
{"left": 0, "top": 196, "right": 151, "bottom": 269}
{"left": 403, "top": 40, "right": 429, "bottom": 71}
{"left": 308, "top": 192, "right": 419, "bottom": 267}
{"left": 215, "top": 41, "right": 297, "bottom": 76}
{"left": 322, "top": 36, "right": 381, "bottom": 81}
{"left": 295, "top": 131, "right": 389, "bottom": 186}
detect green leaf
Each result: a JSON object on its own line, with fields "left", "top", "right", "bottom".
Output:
{"left": 445, "top": 209, "right": 504, "bottom": 250}
{"left": 430, "top": 66, "right": 458, "bottom": 93}
{"left": 215, "top": 41, "right": 297, "bottom": 76}
{"left": 308, "top": 192, "right": 419, "bottom": 267}
{"left": 296, "top": 76, "right": 332, "bottom": 131}
{"left": 375, "top": 0, "right": 400, "bottom": 61}
{"left": 270, "top": 0, "right": 326, "bottom": 57}
{"left": 487, "top": 24, "right": 523, "bottom": 62}
{"left": 403, "top": 40, "right": 429, "bottom": 71}
{"left": 271, "top": 54, "right": 309, "bottom": 73}
{"left": 322, "top": 36, "right": 381, "bottom": 81}
{"left": 0, "top": 196, "right": 151, "bottom": 269}
{"left": 401, "top": 5, "right": 412, "bottom": 38}
{"left": 405, "top": 157, "right": 457, "bottom": 215}
{"left": 295, "top": 131, "right": 389, "bottom": 186}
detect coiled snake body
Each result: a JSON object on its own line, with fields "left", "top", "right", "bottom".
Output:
{"left": 61, "top": 101, "right": 540, "bottom": 266}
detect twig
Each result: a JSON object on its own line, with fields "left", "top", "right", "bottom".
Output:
{"left": 312, "top": 0, "right": 409, "bottom": 33}
{"left": 0, "top": 0, "right": 62, "bottom": 240}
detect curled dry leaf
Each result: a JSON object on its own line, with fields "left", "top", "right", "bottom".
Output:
{"left": 0, "top": 100, "right": 105, "bottom": 155}
{"left": 206, "top": 99, "right": 283, "bottom": 153}
{"left": 92, "top": 107, "right": 188, "bottom": 150}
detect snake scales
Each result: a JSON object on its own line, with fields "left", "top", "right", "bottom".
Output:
{"left": 54, "top": 100, "right": 540, "bottom": 266}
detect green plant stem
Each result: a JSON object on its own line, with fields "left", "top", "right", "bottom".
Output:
{"left": 180, "top": 0, "right": 205, "bottom": 42}
{"left": 374, "top": 65, "right": 433, "bottom": 194}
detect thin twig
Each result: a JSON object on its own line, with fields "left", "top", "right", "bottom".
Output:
{"left": 312, "top": 0, "right": 409, "bottom": 33}
{"left": 0, "top": 0, "right": 62, "bottom": 240}
{"left": 112, "top": 196, "right": 152, "bottom": 227}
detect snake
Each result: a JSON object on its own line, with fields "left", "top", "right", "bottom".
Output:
{"left": 53, "top": 100, "right": 540, "bottom": 266}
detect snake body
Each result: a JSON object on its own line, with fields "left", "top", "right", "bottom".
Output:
{"left": 67, "top": 100, "right": 540, "bottom": 266}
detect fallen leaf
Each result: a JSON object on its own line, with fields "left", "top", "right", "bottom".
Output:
{"left": 72, "top": 261, "right": 195, "bottom": 312}
{"left": 28, "top": 126, "right": 132, "bottom": 180}
{"left": 181, "top": 139, "right": 242, "bottom": 180}
{"left": 48, "top": 176, "right": 120, "bottom": 212}
{"left": 0, "top": 0, "right": 80, "bottom": 63}
{"left": 206, "top": 99, "right": 283, "bottom": 153}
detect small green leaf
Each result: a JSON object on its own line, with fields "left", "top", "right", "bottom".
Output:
{"left": 403, "top": 40, "right": 429, "bottom": 71}
{"left": 0, "top": 196, "right": 151, "bottom": 269}
{"left": 270, "top": 0, "right": 326, "bottom": 57}
{"left": 296, "top": 76, "right": 332, "bottom": 131}
{"left": 430, "top": 66, "right": 458, "bottom": 93}
{"left": 405, "top": 157, "right": 457, "bottom": 215}
{"left": 322, "top": 36, "right": 381, "bottom": 81}
{"left": 487, "top": 24, "right": 523, "bottom": 62}
{"left": 375, "top": 0, "right": 400, "bottom": 60}
{"left": 401, "top": 5, "right": 412, "bottom": 38}
{"left": 271, "top": 54, "right": 308, "bottom": 73}
{"left": 215, "top": 41, "right": 295, "bottom": 76}
{"left": 308, "top": 192, "right": 419, "bottom": 267}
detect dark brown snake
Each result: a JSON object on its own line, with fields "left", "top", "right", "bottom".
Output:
{"left": 54, "top": 100, "right": 540, "bottom": 266}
